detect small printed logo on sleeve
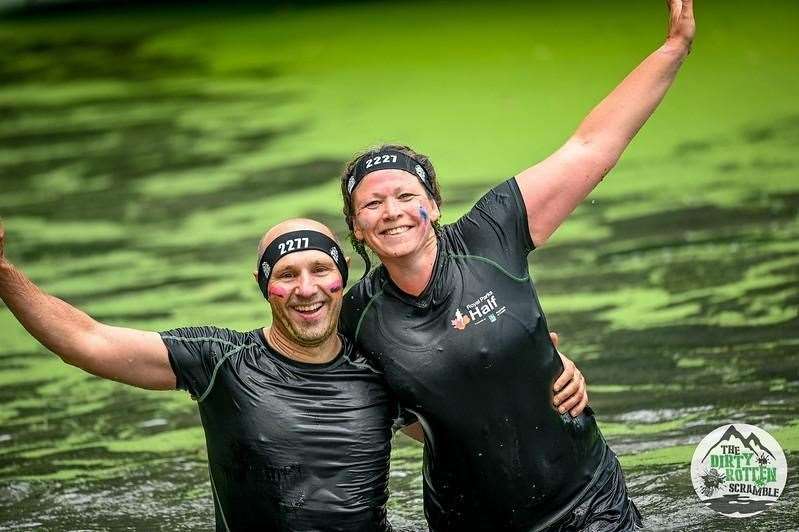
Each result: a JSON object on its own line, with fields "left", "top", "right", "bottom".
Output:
{"left": 451, "top": 290, "right": 506, "bottom": 331}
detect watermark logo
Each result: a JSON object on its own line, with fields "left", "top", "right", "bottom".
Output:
{"left": 691, "top": 423, "right": 786, "bottom": 517}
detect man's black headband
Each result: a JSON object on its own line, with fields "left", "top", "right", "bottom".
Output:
{"left": 257, "top": 230, "right": 348, "bottom": 300}
{"left": 346, "top": 149, "right": 434, "bottom": 198}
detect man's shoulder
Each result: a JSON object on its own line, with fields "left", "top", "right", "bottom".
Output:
{"left": 340, "top": 334, "right": 384, "bottom": 377}
{"left": 340, "top": 334, "right": 362, "bottom": 361}
{"left": 159, "top": 325, "right": 257, "bottom": 348}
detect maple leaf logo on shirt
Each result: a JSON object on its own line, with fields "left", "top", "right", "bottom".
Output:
{"left": 451, "top": 309, "right": 471, "bottom": 330}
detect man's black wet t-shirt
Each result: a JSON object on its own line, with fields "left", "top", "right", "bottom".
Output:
{"left": 160, "top": 327, "right": 395, "bottom": 532}
{"left": 340, "top": 179, "right": 608, "bottom": 531}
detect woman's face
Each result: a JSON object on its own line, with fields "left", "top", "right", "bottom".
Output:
{"left": 351, "top": 169, "right": 440, "bottom": 260}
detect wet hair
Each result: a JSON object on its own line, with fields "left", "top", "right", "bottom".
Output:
{"left": 340, "top": 144, "right": 442, "bottom": 276}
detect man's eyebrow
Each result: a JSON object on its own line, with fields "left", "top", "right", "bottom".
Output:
{"left": 273, "top": 264, "right": 296, "bottom": 275}
{"left": 275, "top": 259, "right": 334, "bottom": 272}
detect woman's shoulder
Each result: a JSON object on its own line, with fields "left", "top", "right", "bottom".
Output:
{"left": 442, "top": 177, "right": 534, "bottom": 265}
{"left": 342, "top": 267, "right": 388, "bottom": 314}
{"left": 340, "top": 268, "right": 387, "bottom": 338}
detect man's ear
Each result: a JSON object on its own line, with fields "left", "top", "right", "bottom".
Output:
{"left": 345, "top": 256, "right": 352, "bottom": 268}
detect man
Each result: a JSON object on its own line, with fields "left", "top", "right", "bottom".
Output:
{"left": 0, "top": 218, "right": 586, "bottom": 531}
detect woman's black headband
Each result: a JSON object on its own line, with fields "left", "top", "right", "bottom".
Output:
{"left": 346, "top": 149, "right": 434, "bottom": 198}
{"left": 257, "top": 230, "right": 348, "bottom": 300}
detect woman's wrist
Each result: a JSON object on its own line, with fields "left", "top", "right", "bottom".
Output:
{"left": 660, "top": 36, "right": 693, "bottom": 58}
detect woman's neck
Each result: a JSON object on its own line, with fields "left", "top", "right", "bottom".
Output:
{"left": 265, "top": 326, "right": 341, "bottom": 364}
{"left": 381, "top": 232, "right": 438, "bottom": 297}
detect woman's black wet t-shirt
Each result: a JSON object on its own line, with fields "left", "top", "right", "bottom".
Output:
{"left": 340, "top": 178, "right": 608, "bottom": 531}
{"left": 160, "top": 327, "right": 395, "bottom": 532}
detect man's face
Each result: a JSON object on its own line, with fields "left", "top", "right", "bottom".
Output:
{"left": 267, "top": 250, "right": 344, "bottom": 347}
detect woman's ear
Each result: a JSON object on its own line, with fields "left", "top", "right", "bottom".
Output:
{"left": 353, "top": 218, "right": 363, "bottom": 241}
{"left": 430, "top": 202, "right": 441, "bottom": 223}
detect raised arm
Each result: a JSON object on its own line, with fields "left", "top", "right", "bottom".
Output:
{"left": 517, "top": 0, "right": 695, "bottom": 246}
{"left": 0, "top": 223, "right": 175, "bottom": 390}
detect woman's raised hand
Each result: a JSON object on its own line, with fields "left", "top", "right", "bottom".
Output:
{"left": 667, "top": 0, "right": 695, "bottom": 51}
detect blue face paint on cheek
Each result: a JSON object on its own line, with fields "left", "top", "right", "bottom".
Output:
{"left": 419, "top": 205, "right": 429, "bottom": 224}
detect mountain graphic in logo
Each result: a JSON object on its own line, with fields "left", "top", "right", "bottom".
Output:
{"left": 699, "top": 424, "right": 777, "bottom": 464}
{"left": 690, "top": 423, "right": 787, "bottom": 518}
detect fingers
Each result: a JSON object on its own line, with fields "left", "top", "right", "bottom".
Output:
{"left": 570, "top": 371, "right": 589, "bottom": 416}
{"left": 553, "top": 346, "right": 590, "bottom": 416}
{"left": 666, "top": 0, "right": 695, "bottom": 46}
{"left": 571, "top": 392, "right": 590, "bottom": 418}
{"left": 553, "top": 352, "right": 573, "bottom": 392}
{"left": 549, "top": 331, "right": 559, "bottom": 349}
{"left": 554, "top": 372, "right": 579, "bottom": 411}
{"left": 667, "top": 0, "right": 682, "bottom": 29}
{"left": 672, "top": 0, "right": 694, "bottom": 22}
{"left": 682, "top": 0, "right": 694, "bottom": 25}
{"left": 554, "top": 367, "right": 584, "bottom": 412}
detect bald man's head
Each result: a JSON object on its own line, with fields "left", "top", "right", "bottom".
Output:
{"left": 256, "top": 218, "right": 337, "bottom": 265}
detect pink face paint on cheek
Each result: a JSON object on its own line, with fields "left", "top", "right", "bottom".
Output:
{"left": 268, "top": 286, "right": 288, "bottom": 299}
{"left": 328, "top": 281, "right": 343, "bottom": 293}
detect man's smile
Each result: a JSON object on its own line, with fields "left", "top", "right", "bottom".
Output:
{"left": 290, "top": 301, "right": 326, "bottom": 319}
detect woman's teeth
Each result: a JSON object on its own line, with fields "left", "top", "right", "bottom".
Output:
{"left": 384, "top": 226, "right": 410, "bottom": 235}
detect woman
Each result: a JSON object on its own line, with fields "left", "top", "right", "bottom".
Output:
{"left": 339, "top": 2, "right": 695, "bottom": 530}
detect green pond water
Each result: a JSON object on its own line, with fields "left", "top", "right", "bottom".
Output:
{"left": 1, "top": 1, "right": 797, "bottom": 530}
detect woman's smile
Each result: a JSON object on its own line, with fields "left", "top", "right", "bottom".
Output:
{"left": 380, "top": 225, "right": 413, "bottom": 236}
